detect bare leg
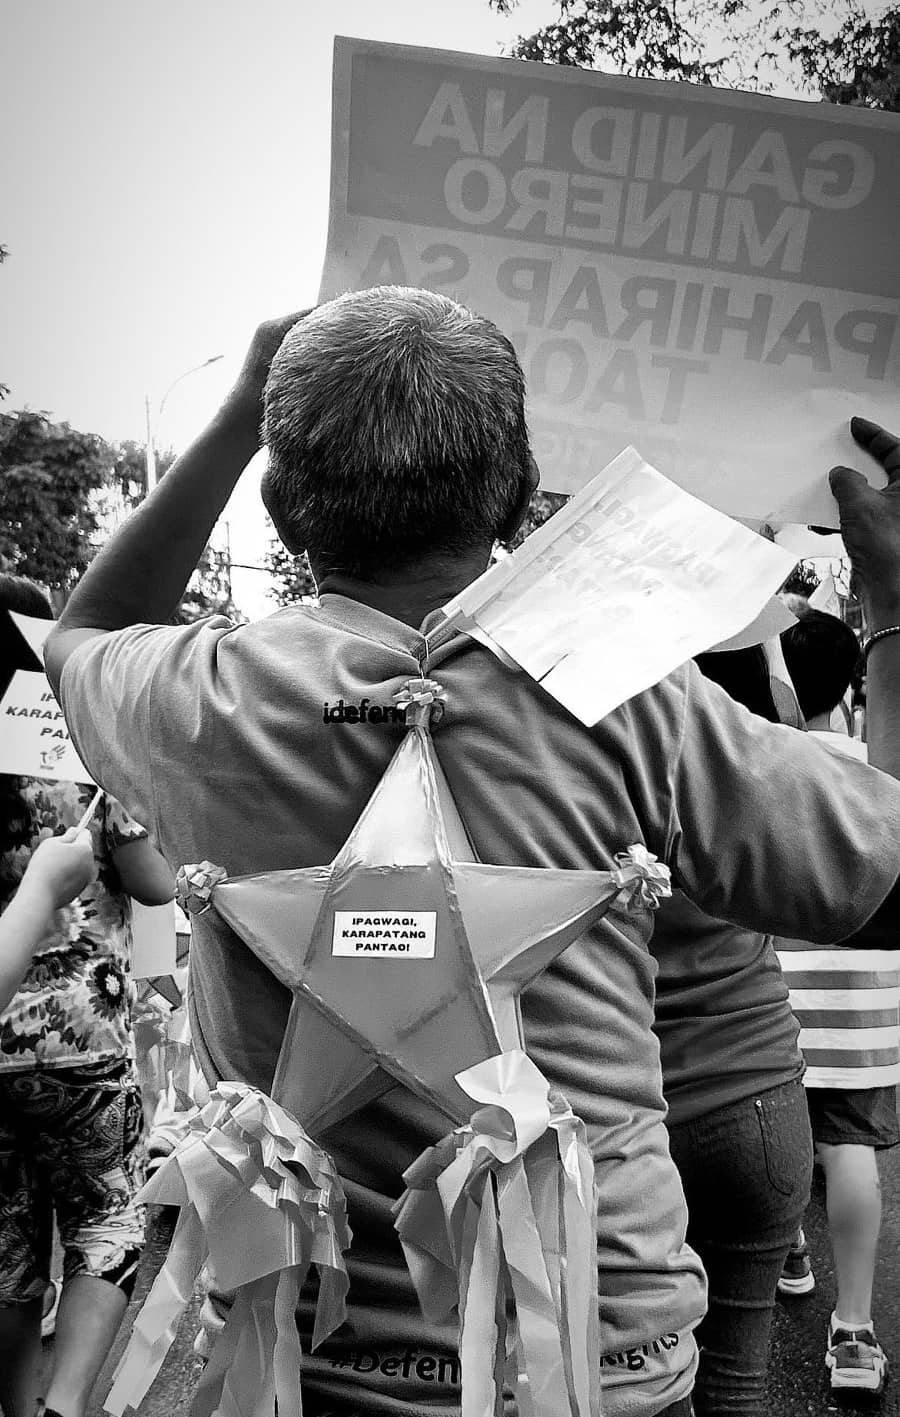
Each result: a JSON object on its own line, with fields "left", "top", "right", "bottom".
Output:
{"left": 42, "top": 1274, "right": 128, "bottom": 1417}
{"left": 0, "top": 1298, "right": 43, "bottom": 1417}
{"left": 818, "top": 1142, "right": 881, "bottom": 1326}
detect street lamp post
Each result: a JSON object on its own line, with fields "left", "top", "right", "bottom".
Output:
{"left": 144, "top": 354, "right": 224, "bottom": 491}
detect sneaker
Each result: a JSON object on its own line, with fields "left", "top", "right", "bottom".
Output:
{"left": 826, "top": 1315, "right": 889, "bottom": 1396}
{"left": 777, "top": 1230, "right": 815, "bottom": 1296}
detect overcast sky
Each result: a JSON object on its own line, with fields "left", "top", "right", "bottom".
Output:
{"left": 2, "top": 1, "right": 567, "bottom": 610}
{"left": 0, "top": 0, "right": 855, "bottom": 613}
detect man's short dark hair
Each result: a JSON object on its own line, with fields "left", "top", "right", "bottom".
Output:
{"left": 695, "top": 646, "right": 780, "bottom": 722}
{"left": 780, "top": 608, "right": 860, "bottom": 721}
{"left": 262, "top": 286, "right": 531, "bottom": 577}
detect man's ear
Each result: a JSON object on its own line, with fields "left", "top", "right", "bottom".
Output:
{"left": 496, "top": 452, "right": 540, "bottom": 544}
{"left": 260, "top": 466, "right": 306, "bottom": 555}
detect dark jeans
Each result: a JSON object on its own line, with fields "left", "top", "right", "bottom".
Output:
{"left": 667, "top": 1079, "right": 813, "bottom": 1417}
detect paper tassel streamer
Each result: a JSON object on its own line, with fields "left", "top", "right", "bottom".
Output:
{"left": 105, "top": 1083, "right": 350, "bottom": 1417}
{"left": 176, "top": 861, "right": 228, "bottom": 916}
{"left": 133, "top": 988, "right": 196, "bottom": 1112}
{"left": 611, "top": 845, "right": 671, "bottom": 912}
{"left": 394, "top": 1051, "right": 602, "bottom": 1417}
{"left": 164, "top": 999, "right": 196, "bottom": 1109}
{"left": 132, "top": 989, "right": 171, "bottom": 1100}
{"left": 393, "top": 676, "right": 448, "bottom": 726}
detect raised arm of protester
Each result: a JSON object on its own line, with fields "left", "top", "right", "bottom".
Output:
{"left": 830, "top": 418, "right": 900, "bottom": 782}
{"left": 44, "top": 312, "right": 310, "bottom": 690}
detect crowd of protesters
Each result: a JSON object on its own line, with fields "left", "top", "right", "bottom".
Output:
{"left": 0, "top": 287, "right": 898, "bottom": 1417}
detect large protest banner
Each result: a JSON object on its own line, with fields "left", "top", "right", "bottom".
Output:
{"left": 320, "top": 38, "right": 900, "bottom": 526}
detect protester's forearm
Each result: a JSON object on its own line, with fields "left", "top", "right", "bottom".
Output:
{"left": 0, "top": 879, "right": 54, "bottom": 1012}
{"left": 862, "top": 615, "right": 900, "bottom": 781}
{"left": 59, "top": 402, "right": 259, "bottom": 631}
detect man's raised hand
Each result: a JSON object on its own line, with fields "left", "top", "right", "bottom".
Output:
{"left": 225, "top": 311, "right": 312, "bottom": 441}
{"left": 830, "top": 418, "right": 900, "bottom": 626}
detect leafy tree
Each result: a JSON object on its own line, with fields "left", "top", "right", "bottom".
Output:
{"left": 490, "top": 0, "right": 735, "bottom": 83}
{"left": 0, "top": 415, "right": 239, "bottom": 619}
{"left": 99, "top": 440, "right": 241, "bottom": 623}
{"left": 265, "top": 538, "right": 318, "bottom": 607}
{"left": 0, "top": 410, "right": 112, "bottom": 597}
{"left": 178, "top": 543, "right": 241, "bottom": 623}
{"left": 778, "top": 5, "right": 900, "bottom": 108}
{"left": 505, "top": 489, "right": 569, "bottom": 550}
{"left": 488, "top": 0, "right": 900, "bottom": 107}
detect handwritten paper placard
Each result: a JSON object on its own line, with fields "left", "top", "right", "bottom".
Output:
{"left": 442, "top": 447, "right": 796, "bottom": 724}
{"left": 0, "top": 671, "right": 94, "bottom": 784}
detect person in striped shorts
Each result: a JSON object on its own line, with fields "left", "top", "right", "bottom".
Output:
{"left": 777, "top": 607, "right": 899, "bottom": 1398}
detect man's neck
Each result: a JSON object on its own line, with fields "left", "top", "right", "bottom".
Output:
{"left": 315, "top": 552, "right": 492, "bottom": 629}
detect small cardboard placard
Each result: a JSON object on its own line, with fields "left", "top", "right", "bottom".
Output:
{"left": 130, "top": 900, "right": 179, "bottom": 979}
{"left": 0, "top": 671, "right": 94, "bottom": 784}
{"left": 332, "top": 910, "right": 437, "bottom": 958}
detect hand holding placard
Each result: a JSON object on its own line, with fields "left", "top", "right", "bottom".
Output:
{"left": 830, "top": 417, "right": 900, "bottom": 625}
{"left": 0, "top": 672, "right": 94, "bottom": 784}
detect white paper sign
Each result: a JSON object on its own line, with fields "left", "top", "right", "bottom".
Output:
{"left": 321, "top": 37, "right": 900, "bottom": 526}
{"left": 775, "top": 525, "right": 845, "bottom": 560}
{"left": 332, "top": 910, "right": 437, "bottom": 958}
{"left": 442, "top": 447, "right": 796, "bottom": 725}
{"left": 808, "top": 571, "right": 842, "bottom": 616}
{"left": 0, "top": 671, "right": 94, "bottom": 783}
{"left": 9, "top": 611, "right": 54, "bottom": 660}
{"left": 131, "top": 900, "right": 178, "bottom": 979}
{"left": 708, "top": 595, "right": 796, "bottom": 653}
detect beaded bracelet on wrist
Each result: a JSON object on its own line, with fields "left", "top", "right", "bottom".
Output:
{"left": 862, "top": 625, "right": 900, "bottom": 665}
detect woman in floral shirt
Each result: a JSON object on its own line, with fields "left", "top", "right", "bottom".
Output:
{"left": 1, "top": 780, "right": 151, "bottom": 1065}
{"left": 0, "top": 576, "right": 173, "bottom": 1417}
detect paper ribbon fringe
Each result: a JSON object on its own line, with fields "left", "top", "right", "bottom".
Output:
{"left": 611, "top": 845, "right": 671, "bottom": 912}
{"left": 132, "top": 989, "right": 173, "bottom": 1100}
{"left": 392, "top": 676, "right": 447, "bottom": 710}
{"left": 176, "top": 861, "right": 228, "bottom": 916}
{"left": 393, "top": 675, "right": 447, "bottom": 727}
{"left": 105, "top": 1083, "right": 350, "bottom": 1417}
{"left": 394, "top": 1051, "right": 602, "bottom": 1417}
{"left": 133, "top": 989, "right": 197, "bottom": 1111}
